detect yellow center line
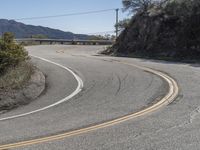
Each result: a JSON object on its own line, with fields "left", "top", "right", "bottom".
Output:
{"left": 0, "top": 61, "right": 179, "bottom": 150}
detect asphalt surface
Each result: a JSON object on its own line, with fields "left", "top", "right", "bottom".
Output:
{"left": 1, "top": 45, "right": 200, "bottom": 149}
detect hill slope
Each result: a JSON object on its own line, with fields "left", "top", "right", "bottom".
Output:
{"left": 0, "top": 19, "right": 89, "bottom": 39}
{"left": 107, "top": 0, "right": 200, "bottom": 61}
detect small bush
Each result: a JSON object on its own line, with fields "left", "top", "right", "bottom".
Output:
{"left": 0, "top": 32, "right": 29, "bottom": 75}
{"left": 0, "top": 62, "right": 34, "bottom": 90}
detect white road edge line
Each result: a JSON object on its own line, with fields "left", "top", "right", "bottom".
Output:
{"left": 0, "top": 55, "right": 84, "bottom": 121}
{"left": 0, "top": 54, "right": 179, "bottom": 149}
{"left": 0, "top": 58, "right": 179, "bottom": 150}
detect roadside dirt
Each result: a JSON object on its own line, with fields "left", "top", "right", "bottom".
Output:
{"left": 0, "top": 68, "right": 45, "bottom": 113}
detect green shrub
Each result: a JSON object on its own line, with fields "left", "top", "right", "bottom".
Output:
{"left": 0, "top": 61, "right": 34, "bottom": 89}
{"left": 0, "top": 32, "right": 29, "bottom": 75}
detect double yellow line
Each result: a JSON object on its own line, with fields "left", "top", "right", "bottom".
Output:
{"left": 0, "top": 61, "right": 179, "bottom": 150}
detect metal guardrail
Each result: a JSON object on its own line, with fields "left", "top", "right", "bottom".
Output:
{"left": 15, "top": 38, "right": 114, "bottom": 45}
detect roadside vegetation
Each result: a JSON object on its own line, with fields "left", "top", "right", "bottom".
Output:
{"left": 30, "top": 34, "right": 48, "bottom": 39}
{"left": 105, "top": 0, "right": 200, "bottom": 61}
{"left": 0, "top": 62, "right": 34, "bottom": 90}
{"left": 88, "top": 34, "right": 116, "bottom": 41}
{"left": 0, "top": 32, "right": 33, "bottom": 90}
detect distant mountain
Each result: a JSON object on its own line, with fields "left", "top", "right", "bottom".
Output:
{"left": 0, "top": 19, "right": 90, "bottom": 39}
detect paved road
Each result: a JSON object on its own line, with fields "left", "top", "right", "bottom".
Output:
{"left": 1, "top": 45, "right": 200, "bottom": 149}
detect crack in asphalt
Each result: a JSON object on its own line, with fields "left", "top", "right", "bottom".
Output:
{"left": 189, "top": 106, "right": 200, "bottom": 124}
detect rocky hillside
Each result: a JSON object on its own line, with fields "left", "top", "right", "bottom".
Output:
{"left": 108, "top": 0, "right": 200, "bottom": 60}
{"left": 0, "top": 19, "right": 89, "bottom": 39}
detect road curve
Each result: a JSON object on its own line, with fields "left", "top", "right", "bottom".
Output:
{"left": 0, "top": 55, "right": 83, "bottom": 121}
{"left": 1, "top": 45, "right": 200, "bottom": 150}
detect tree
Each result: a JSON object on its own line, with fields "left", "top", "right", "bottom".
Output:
{"left": 122, "top": 0, "right": 153, "bottom": 12}
{"left": 115, "top": 18, "right": 131, "bottom": 31}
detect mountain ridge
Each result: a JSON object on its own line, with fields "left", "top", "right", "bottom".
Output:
{"left": 0, "top": 19, "right": 89, "bottom": 39}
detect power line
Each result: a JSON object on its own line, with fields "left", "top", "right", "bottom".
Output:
{"left": 14, "top": 8, "right": 122, "bottom": 21}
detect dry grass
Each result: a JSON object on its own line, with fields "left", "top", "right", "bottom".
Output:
{"left": 0, "top": 61, "right": 35, "bottom": 90}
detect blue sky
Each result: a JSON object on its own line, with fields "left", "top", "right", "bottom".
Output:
{"left": 1, "top": 0, "right": 129, "bottom": 34}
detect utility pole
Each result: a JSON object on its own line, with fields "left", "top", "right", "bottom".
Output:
{"left": 115, "top": 8, "right": 119, "bottom": 39}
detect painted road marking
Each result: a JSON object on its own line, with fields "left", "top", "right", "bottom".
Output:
{"left": 0, "top": 58, "right": 179, "bottom": 149}
{"left": 0, "top": 55, "right": 84, "bottom": 121}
